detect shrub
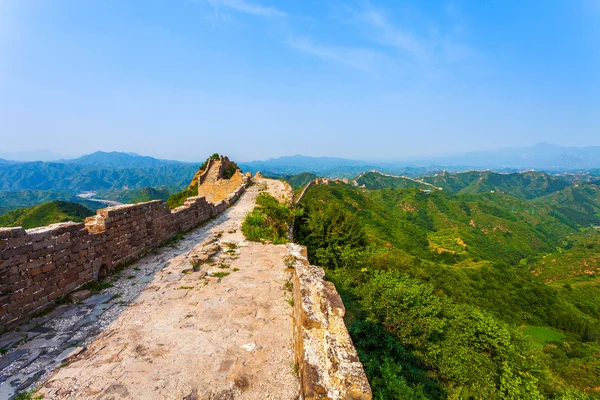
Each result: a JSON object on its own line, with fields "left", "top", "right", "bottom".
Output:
{"left": 223, "top": 164, "right": 237, "bottom": 179}
{"left": 241, "top": 193, "right": 295, "bottom": 244}
{"left": 166, "top": 186, "right": 197, "bottom": 209}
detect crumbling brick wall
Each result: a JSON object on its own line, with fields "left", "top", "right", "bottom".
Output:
{"left": 0, "top": 174, "right": 249, "bottom": 330}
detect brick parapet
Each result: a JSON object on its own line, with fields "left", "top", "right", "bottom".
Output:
{"left": 0, "top": 172, "right": 250, "bottom": 330}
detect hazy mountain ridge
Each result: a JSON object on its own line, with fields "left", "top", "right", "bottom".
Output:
{"left": 243, "top": 144, "right": 600, "bottom": 177}
{"left": 0, "top": 161, "right": 200, "bottom": 193}
{"left": 61, "top": 151, "right": 186, "bottom": 168}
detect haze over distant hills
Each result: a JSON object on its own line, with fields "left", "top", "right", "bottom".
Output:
{"left": 241, "top": 143, "right": 600, "bottom": 177}
{"left": 2, "top": 144, "right": 600, "bottom": 217}
{"left": 0, "top": 150, "right": 66, "bottom": 162}
{"left": 60, "top": 151, "right": 186, "bottom": 168}
{"left": 406, "top": 142, "right": 600, "bottom": 170}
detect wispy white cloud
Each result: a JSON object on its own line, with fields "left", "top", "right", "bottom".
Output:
{"left": 203, "top": 0, "right": 286, "bottom": 19}
{"left": 286, "top": 36, "right": 383, "bottom": 72}
{"left": 357, "top": 4, "right": 429, "bottom": 62}
{"left": 344, "top": 0, "right": 478, "bottom": 80}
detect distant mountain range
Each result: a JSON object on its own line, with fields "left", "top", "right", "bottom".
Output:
{"left": 0, "top": 152, "right": 199, "bottom": 193}
{"left": 0, "top": 150, "right": 65, "bottom": 162}
{"left": 239, "top": 155, "right": 434, "bottom": 178}
{"left": 60, "top": 151, "right": 185, "bottom": 168}
{"left": 0, "top": 158, "right": 16, "bottom": 165}
{"left": 241, "top": 143, "right": 600, "bottom": 177}
{"left": 406, "top": 143, "right": 600, "bottom": 170}
{"left": 2, "top": 144, "right": 600, "bottom": 218}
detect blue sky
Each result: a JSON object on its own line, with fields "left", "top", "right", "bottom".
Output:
{"left": 0, "top": 0, "right": 598, "bottom": 161}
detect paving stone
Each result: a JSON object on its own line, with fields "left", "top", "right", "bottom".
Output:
{"left": 17, "top": 369, "right": 45, "bottom": 391}
{"left": 70, "top": 290, "right": 92, "bottom": 302}
{"left": 0, "top": 372, "right": 25, "bottom": 399}
{"left": 45, "top": 304, "right": 72, "bottom": 319}
{"left": 19, "top": 350, "right": 43, "bottom": 369}
{"left": 70, "top": 314, "right": 99, "bottom": 331}
{"left": 0, "top": 349, "right": 28, "bottom": 371}
{"left": 82, "top": 293, "right": 114, "bottom": 306}
{"left": 93, "top": 303, "right": 112, "bottom": 313}
{"left": 60, "top": 307, "right": 82, "bottom": 318}
{"left": 29, "top": 326, "right": 53, "bottom": 334}
{"left": 20, "top": 334, "right": 71, "bottom": 350}
{"left": 0, "top": 332, "right": 28, "bottom": 349}
{"left": 55, "top": 346, "right": 85, "bottom": 364}
{"left": 17, "top": 316, "right": 52, "bottom": 332}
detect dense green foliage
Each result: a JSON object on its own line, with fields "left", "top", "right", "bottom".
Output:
{"left": 166, "top": 185, "right": 198, "bottom": 209}
{"left": 0, "top": 201, "right": 94, "bottom": 229}
{"left": 286, "top": 172, "right": 319, "bottom": 189}
{"left": 0, "top": 190, "right": 102, "bottom": 215}
{"left": 355, "top": 171, "right": 435, "bottom": 190}
{"left": 357, "top": 170, "right": 574, "bottom": 200}
{"left": 0, "top": 162, "right": 200, "bottom": 193}
{"left": 96, "top": 187, "right": 172, "bottom": 204}
{"left": 223, "top": 162, "right": 239, "bottom": 179}
{"left": 274, "top": 172, "right": 320, "bottom": 189}
{"left": 295, "top": 182, "right": 600, "bottom": 399}
{"left": 534, "top": 184, "right": 600, "bottom": 227}
{"left": 241, "top": 192, "right": 295, "bottom": 244}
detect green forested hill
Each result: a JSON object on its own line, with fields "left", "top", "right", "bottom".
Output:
{"left": 0, "top": 162, "right": 200, "bottom": 192}
{"left": 534, "top": 183, "right": 600, "bottom": 227}
{"left": 354, "top": 171, "right": 435, "bottom": 190}
{"left": 355, "top": 170, "right": 572, "bottom": 199}
{"left": 0, "top": 201, "right": 95, "bottom": 229}
{"left": 0, "top": 190, "right": 102, "bottom": 216}
{"left": 417, "top": 170, "right": 570, "bottom": 199}
{"left": 95, "top": 187, "right": 172, "bottom": 204}
{"left": 285, "top": 172, "right": 319, "bottom": 189}
{"left": 295, "top": 182, "right": 600, "bottom": 399}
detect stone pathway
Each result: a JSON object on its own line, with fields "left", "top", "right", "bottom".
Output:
{"left": 0, "top": 179, "right": 299, "bottom": 399}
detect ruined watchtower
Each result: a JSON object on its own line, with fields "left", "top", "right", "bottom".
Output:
{"left": 196, "top": 155, "right": 245, "bottom": 204}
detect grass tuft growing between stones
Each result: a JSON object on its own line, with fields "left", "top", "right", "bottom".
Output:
{"left": 80, "top": 280, "right": 113, "bottom": 294}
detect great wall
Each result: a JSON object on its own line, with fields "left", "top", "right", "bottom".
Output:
{"left": 0, "top": 157, "right": 371, "bottom": 399}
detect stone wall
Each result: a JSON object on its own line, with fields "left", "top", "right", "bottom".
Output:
{"left": 198, "top": 156, "right": 245, "bottom": 204}
{"left": 286, "top": 243, "right": 372, "bottom": 400}
{"left": 295, "top": 178, "right": 330, "bottom": 205}
{"left": 0, "top": 174, "right": 249, "bottom": 331}
{"left": 187, "top": 157, "right": 216, "bottom": 190}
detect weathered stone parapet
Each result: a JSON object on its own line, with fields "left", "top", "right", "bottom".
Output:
{"left": 0, "top": 166, "right": 250, "bottom": 331}
{"left": 287, "top": 243, "right": 372, "bottom": 400}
